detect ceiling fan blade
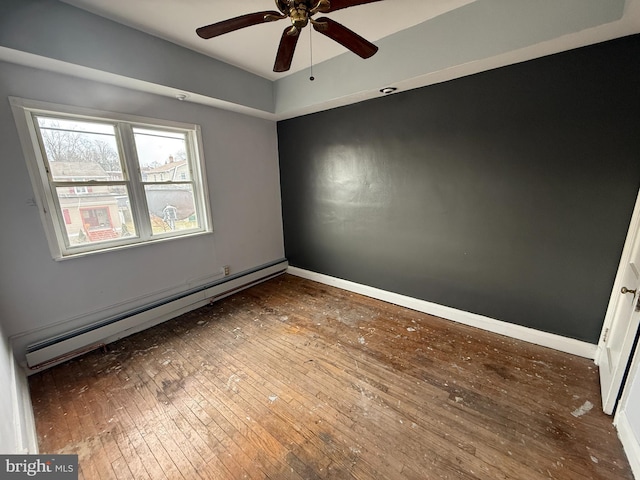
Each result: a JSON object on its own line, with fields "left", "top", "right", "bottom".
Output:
{"left": 196, "top": 11, "right": 283, "bottom": 39}
{"left": 312, "top": 17, "right": 378, "bottom": 59}
{"left": 323, "top": 0, "right": 383, "bottom": 13}
{"left": 274, "top": 27, "right": 301, "bottom": 72}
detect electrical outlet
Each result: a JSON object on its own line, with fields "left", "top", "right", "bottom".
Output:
{"left": 222, "top": 265, "right": 230, "bottom": 276}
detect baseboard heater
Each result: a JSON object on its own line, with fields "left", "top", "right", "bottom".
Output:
{"left": 25, "top": 259, "right": 288, "bottom": 371}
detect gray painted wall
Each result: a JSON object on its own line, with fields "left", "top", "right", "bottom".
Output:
{"left": 0, "top": 325, "right": 18, "bottom": 453}
{"left": 0, "top": 0, "right": 274, "bottom": 113}
{"left": 278, "top": 35, "right": 640, "bottom": 344}
{"left": 0, "top": 62, "right": 284, "bottom": 353}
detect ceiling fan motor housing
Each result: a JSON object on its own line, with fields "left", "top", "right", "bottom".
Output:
{"left": 281, "top": 0, "right": 331, "bottom": 29}
{"left": 290, "top": 2, "right": 310, "bottom": 30}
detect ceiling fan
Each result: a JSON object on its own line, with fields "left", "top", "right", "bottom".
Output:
{"left": 196, "top": 0, "right": 382, "bottom": 73}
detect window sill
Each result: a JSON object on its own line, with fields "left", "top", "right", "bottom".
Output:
{"left": 53, "top": 229, "right": 213, "bottom": 261}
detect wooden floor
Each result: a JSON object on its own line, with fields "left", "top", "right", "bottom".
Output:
{"left": 29, "top": 274, "right": 633, "bottom": 480}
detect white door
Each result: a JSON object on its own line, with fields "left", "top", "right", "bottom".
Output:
{"left": 599, "top": 195, "right": 640, "bottom": 414}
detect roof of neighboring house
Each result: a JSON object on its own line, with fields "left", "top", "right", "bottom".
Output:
{"left": 49, "top": 161, "right": 108, "bottom": 179}
{"left": 144, "top": 160, "right": 187, "bottom": 174}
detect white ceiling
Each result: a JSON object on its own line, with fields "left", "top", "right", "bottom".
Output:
{"left": 60, "top": 0, "right": 476, "bottom": 80}
{"left": 3, "top": 0, "right": 639, "bottom": 120}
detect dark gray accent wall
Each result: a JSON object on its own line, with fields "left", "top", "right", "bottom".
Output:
{"left": 277, "top": 35, "right": 640, "bottom": 344}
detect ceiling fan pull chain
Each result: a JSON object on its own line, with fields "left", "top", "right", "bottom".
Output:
{"left": 309, "top": 26, "right": 315, "bottom": 81}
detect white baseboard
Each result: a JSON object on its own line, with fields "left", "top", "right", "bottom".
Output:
{"left": 287, "top": 267, "right": 597, "bottom": 359}
{"left": 10, "top": 344, "right": 38, "bottom": 454}
{"left": 615, "top": 410, "right": 640, "bottom": 479}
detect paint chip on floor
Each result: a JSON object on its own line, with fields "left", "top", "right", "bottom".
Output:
{"left": 269, "top": 395, "right": 278, "bottom": 403}
{"left": 407, "top": 327, "right": 417, "bottom": 332}
{"left": 571, "top": 400, "right": 594, "bottom": 418}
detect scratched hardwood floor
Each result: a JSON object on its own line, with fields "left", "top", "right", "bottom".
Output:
{"left": 29, "top": 274, "right": 633, "bottom": 479}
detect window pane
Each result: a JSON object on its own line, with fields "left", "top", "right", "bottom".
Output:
{"left": 134, "top": 128, "right": 191, "bottom": 182}
{"left": 37, "top": 117, "right": 123, "bottom": 181}
{"left": 144, "top": 185, "right": 198, "bottom": 234}
{"left": 56, "top": 186, "right": 136, "bottom": 245}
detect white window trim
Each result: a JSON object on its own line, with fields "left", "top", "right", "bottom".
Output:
{"left": 10, "top": 96, "right": 213, "bottom": 260}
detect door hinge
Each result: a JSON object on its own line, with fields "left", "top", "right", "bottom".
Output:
{"left": 602, "top": 327, "right": 610, "bottom": 343}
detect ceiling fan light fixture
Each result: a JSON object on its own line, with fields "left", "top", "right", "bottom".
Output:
{"left": 380, "top": 87, "right": 397, "bottom": 95}
{"left": 196, "top": 0, "right": 383, "bottom": 73}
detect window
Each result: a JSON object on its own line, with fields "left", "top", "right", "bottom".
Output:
{"left": 11, "top": 98, "right": 212, "bottom": 259}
